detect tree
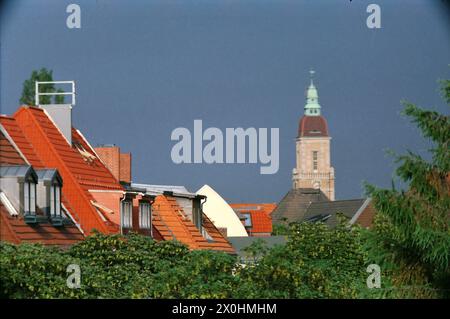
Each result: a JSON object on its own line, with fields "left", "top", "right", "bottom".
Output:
{"left": 364, "top": 79, "right": 450, "bottom": 298}
{"left": 20, "top": 68, "right": 65, "bottom": 105}
{"left": 235, "top": 221, "right": 373, "bottom": 298}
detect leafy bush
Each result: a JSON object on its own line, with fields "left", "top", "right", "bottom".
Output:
{"left": 235, "top": 222, "right": 373, "bottom": 298}
{"left": 1, "top": 224, "right": 373, "bottom": 299}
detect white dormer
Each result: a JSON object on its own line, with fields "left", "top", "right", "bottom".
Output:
{"left": 0, "top": 165, "right": 38, "bottom": 223}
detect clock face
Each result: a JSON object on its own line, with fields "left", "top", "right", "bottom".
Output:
{"left": 313, "top": 181, "right": 321, "bottom": 189}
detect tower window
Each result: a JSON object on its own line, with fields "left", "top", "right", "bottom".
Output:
{"left": 313, "top": 151, "right": 318, "bottom": 171}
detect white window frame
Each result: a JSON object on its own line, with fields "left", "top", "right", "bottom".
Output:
{"left": 121, "top": 200, "right": 133, "bottom": 229}
{"left": 50, "top": 185, "right": 62, "bottom": 217}
{"left": 139, "top": 202, "right": 151, "bottom": 229}
{"left": 24, "top": 181, "right": 36, "bottom": 214}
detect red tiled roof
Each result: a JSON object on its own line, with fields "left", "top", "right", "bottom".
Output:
{"left": 5, "top": 106, "right": 123, "bottom": 235}
{"left": 201, "top": 213, "right": 236, "bottom": 253}
{"left": 230, "top": 203, "right": 276, "bottom": 235}
{"left": 0, "top": 115, "right": 44, "bottom": 168}
{"left": 0, "top": 116, "right": 85, "bottom": 246}
{"left": 71, "top": 128, "right": 123, "bottom": 191}
{"left": 152, "top": 195, "right": 235, "bottom": 253}
{"left": 0, "top": 203, "right": 84, "bottom": 247}
{"left": 298, "top": 115, "right": 329, "bottom": 137}
{"left": 0, "top": 130, "right": 27, "bottom": 165}
{"left": 2, "top": 105, "right": 232, "bottom": 251}
{"left": 230, "top": 203, "right": 277, "bottom": 215}
{"left": 248, "top": 211, "right": 272, "bottom": 233}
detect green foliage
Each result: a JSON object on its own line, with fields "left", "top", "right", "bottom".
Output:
{"left": 20, "top": 68, "right": 65, "bottom": 105}
{"left": 236, "top": 222, "right": 374, "bottom": 298}
{"left": 150, "top": 250, "right": 238, "bottom": 299}
{"left": 1, "top": 224, "right": 374, "bottom": 299}
{"left": 272, "top": 218, "right": 291, "bottom": 236}
{"left": 0, "top": 232, "right": 237, "bottom": 299}
{"left": 365, "top": 80, "right": 450, "bottom": 298}
{"left": 0, "top": 243, "right": 78, "bottom": 298}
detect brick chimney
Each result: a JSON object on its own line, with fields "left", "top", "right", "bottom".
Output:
{"left": 95, "top": 144, "right": 131, "bottom": 183}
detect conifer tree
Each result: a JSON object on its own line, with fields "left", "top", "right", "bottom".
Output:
{"left": 365, "top": 79, "right": 450, "bottom": 298}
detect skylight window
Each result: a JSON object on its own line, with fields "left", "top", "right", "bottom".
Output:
{"left": 242, "top": 213, "right": 252, "bottom": 227}
{"left": 73, "top": 141, "right": 97, "bottom": 163}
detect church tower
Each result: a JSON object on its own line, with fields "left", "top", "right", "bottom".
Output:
{"left": 292, "top": 70, "right": 335, "bottom": 200}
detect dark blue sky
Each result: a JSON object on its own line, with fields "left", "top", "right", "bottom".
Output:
{"left": 1, "top": 0, "right": 449, "bottom": 203}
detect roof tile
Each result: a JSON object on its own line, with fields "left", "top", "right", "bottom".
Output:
{"left": 152, "top": 195, "right": 234, "bottom": 253}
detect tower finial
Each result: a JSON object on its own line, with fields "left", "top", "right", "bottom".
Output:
{"left": 304, "top": 69, "right": 321, "bottom": 116}
{"left": 309, "top": 69, "right": 315, "bottom": 85}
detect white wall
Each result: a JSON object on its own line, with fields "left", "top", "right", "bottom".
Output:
{"left": 197, "top": 184, "right": 248, "bottom": 237}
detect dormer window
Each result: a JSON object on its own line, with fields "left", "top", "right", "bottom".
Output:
{"left": 50, "top": 184, "right": 61, "bottom": 217}
{"left": 139, "top": 201, "right": 151, "bottom": 229}
{"left": 23, "top": 180, "right": 36, "bottom": 215}
{"left": 36, "top": 169, "right": 63, "bottom": 226}
{"left": 0, "top": 165, "right": 38, "bottom": 224}
{"left": 193, "top": 196, "right": 204, "bottom": 233}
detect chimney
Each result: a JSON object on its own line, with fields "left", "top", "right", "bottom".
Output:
{"left": 119, "top": 153, "right": 132, "bottom": 183}
{"left": 95, "top": 144, "right": 132, "bottom": 183}
{"left": 36, "top": 81, "right": 75, "bottom": 146}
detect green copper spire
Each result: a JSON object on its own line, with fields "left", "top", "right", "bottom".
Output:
{"left": 304, "top": 69, "right": 321, "bottom": 116}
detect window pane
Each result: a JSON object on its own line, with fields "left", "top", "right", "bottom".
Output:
{"left": 122, "top": 201, "right": 132, "bottom": 228}
{"left": 126, "top": 202, "right": 130, "bottom": 228}
{"left": 243, "top": 213, "right": 252, "bottom": 227}
{"left": 129, "top": 202, "right": 133, "bottom": 227}
{"left": 50, "top": 186, "right": 55, "bottom": 215}
{"left": 56, "top": 186, "right": 61, "bottom": 216}
{"left": 313, "top": 151, "right": 318, "bottom": 171}
{"left": 30, "top": 183, "right": 36, "bottom": 213}
{"left": 24, "top": 182, "right": 29, "bottom": 212}
{"left": 139, "top": 202, "right": 151, "bottom": 229}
